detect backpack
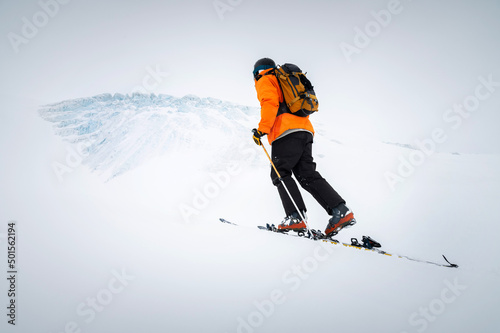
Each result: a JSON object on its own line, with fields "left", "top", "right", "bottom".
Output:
{"left": 275, "top": 63, "right": 318, "bottom": 117}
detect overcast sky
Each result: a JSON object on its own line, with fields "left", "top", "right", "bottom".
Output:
{"left": 1, "top": 0, "right": 499, "bottom": 154}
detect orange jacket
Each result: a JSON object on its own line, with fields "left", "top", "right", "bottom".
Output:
{"left": 255, "top": 68, "right": 314, "bottom": 144}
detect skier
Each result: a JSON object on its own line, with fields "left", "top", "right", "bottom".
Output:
{"left": 251, "top": 57, "right": 355, "bottom": 237}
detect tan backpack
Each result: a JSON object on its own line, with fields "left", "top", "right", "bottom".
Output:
{"left": 275, "top": 63, "right": 318, "bottom": 117}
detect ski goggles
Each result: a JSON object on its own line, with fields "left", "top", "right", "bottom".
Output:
{"left": 253, "top": 65, "right": 274, "bottom": 80}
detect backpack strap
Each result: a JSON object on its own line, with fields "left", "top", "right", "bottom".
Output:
{"left": 273, "top": 65, "right": 292, "bottom": 117}
{"left": 276, "top": 101, "right": 289, "bottom": 117}
{"left": 287, "top": 95, "right": 302, "bottom": 108}
{"left": 254, "top": 68, "right": 276, "bottom": 81}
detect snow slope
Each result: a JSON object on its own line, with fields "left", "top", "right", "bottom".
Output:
{"left": 1, "top": 93, "right": 500, "bottom": 333}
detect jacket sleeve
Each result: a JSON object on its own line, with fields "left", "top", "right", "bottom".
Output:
{"left": 256, "top": 75, "right": 280, "bottom": 134}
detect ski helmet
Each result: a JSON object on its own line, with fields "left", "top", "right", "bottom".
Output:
{"left": 253, "top": 58, "right": 276, "bottom": 78}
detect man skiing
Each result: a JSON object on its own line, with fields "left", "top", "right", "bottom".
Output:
{"left": 251, "top": 57, "right": 355, "bottom": 237}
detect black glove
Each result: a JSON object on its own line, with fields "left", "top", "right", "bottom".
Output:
{"left": 252, "top": 129, "right": 267, "bottom": 146}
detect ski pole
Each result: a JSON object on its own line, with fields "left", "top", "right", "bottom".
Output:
{"left": 254, "top": 130, "right": 312, "bottom": 235}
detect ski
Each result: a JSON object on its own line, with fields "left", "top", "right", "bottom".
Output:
{"left": 219, "top": 218, "right": 458, "bottom": 268}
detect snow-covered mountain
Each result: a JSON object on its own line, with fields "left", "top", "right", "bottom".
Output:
{"left": 38, "top": 93, "right": 259, "bottom": 180}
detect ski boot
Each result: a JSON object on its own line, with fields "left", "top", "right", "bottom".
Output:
{"left": 278, "top": 211, "right": 307, "bottom": 233}
{"left": 325, "top": 203, "right": 356, "bottom": 237}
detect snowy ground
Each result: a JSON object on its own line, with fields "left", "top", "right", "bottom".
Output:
{"left": 1, "top": 94, "right": 499, "bottom": 333}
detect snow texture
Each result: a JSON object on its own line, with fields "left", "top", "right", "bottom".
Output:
{"left": 1, "top": 93, "right": 498, "bottom": 333}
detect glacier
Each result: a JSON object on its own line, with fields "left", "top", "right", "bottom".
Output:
{"left": 38, "top": 93, "right": 259, "bottom": 180}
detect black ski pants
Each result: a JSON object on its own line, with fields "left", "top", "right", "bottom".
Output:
{"left": 270, "top": 131, "right": 345, "bottom": 217}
